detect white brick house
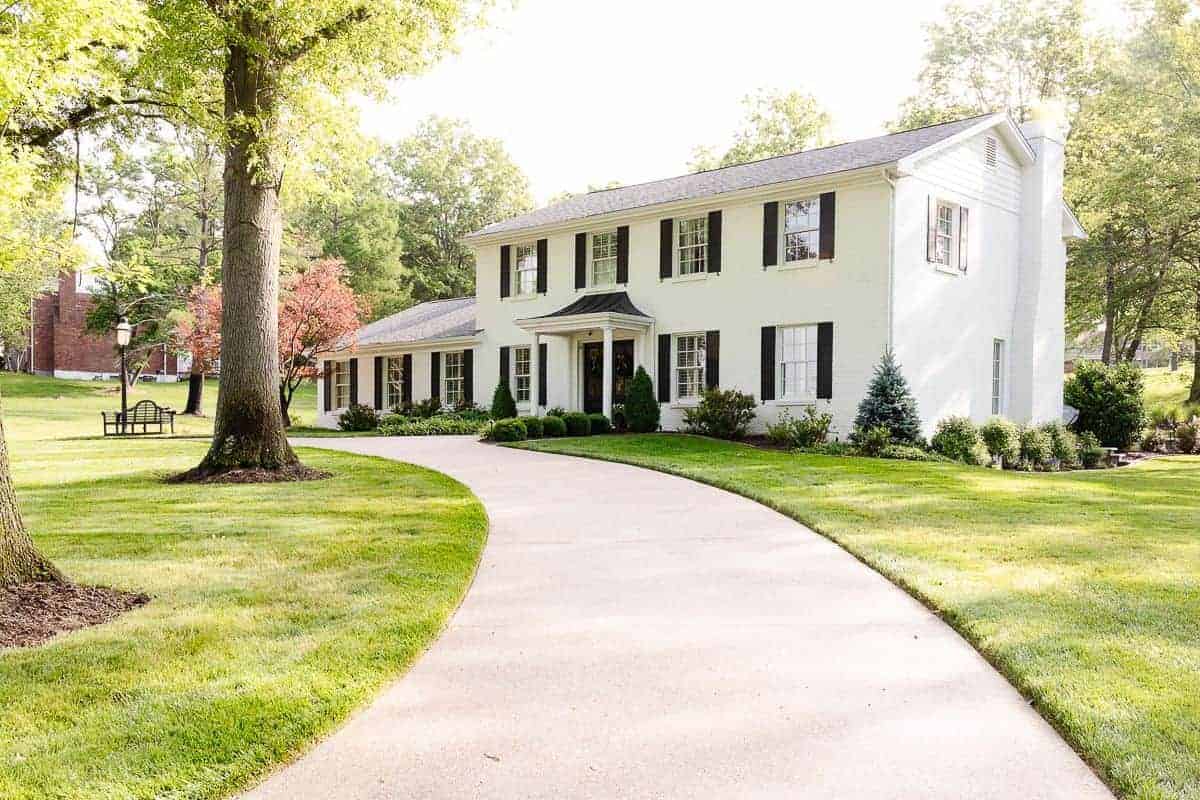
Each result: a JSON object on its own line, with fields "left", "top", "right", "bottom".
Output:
{"left": 316, "top": 112, "right": 1084, "bottom": 437}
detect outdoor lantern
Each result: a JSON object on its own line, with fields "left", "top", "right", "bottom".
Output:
{"left": 116, "top": 318, "right": 132, "bottom": 347}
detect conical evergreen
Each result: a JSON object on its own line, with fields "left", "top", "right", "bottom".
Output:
{"left": 853, "top": 349, "right": 922, "bottom": 444}
{"left": 491, "top": 381, "right": 517, "bottom": 419}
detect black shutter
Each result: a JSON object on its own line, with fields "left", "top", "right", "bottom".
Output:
{"left": 817, "top": 322, "right": 833, "bottom": 400}
{"left": 761, "top": 326, "right": 776, "bottom": 402}
{"left": 536, "top": 238, "right": 548, "bottom": 293}
{"left": 616, "top": 225, "right": 629, "bottom": 284}
{"left": 659, "top": 219, "right": 673, "bottom": 279}
{"left": 538, "top": 342, "right": 548, "bottom": 406}
{"left": 349, "top": 358, "right": 358, "bottom": 405}
{"left": 705, "top": 330, "right": 720, "bottom": 389}
{"left": 401, "top": 354, "right": 412, "bottom": 406}
{"left": 926, "top": 196, "right": 936, "bottom": 263}
{"left": 707, "top": 210, "right": 722, "bottom": 273}
{"left": 575, "top": 233, "right": 587, "bottom": 289}
{"left": 763, "top": 201, "right": 778, "bottom": 267}
{"left": 499, "top": 346, "right": 510, "bottom": 386}
{"left": 463, "top": 349, "right": 473, "bottom": 405}
{"left": 500, "top": 245, "right": 511, "bottom": 299}
{"left": 657, "top": 333, "right": 671, "bottom": 402}
{"left": 819, "top": 192, "right": 836, "bottom": 260}
{"left": 323, "top": 364, "right": 332, "bottom": 412}
{"left": 958, "top": 206, "right": 969, "bottom": 272}
{"left": 374, "top": 355, "right": 383, "bottom": 410}
{"left": 430, "top": 351, "right": 440, "bottom": 400}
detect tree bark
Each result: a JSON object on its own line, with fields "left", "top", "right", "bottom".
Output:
{"left": 193, "top": 32, "right": 298, "bottom": 474}
{"left": 279, "top": 384, "right": 291, "bottom": 428}
{"left": 184, "top": 371, "right": 205, "bottom": 415}
{"left": 1101, "top": 262, "right": 1116, "bottom": 364}
{"left": 0, "top": 389, "right": 62, "bottom": 586}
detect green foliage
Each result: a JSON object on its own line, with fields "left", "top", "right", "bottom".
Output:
{"left": 587, "top": 413, "right": 611, "bottom": 435}
{"left": 337, "top": 403, "right": 378, "bottom": 432}
{"left": 623, "top": 366, "right": 660, "bottom": 433}
{"left": 522, "top": 416, "right": 544, "bottom": 439}
{"left": 879, "top": 444, "right": 951, "bottom": 462}
{"left": 1041, "top": 420, "right": 1079, "bottom": 467}
{"left": 487, "top": 417, "right": 527, "bottom": 442}
{"left": 378, "top": 415, "right": 484, "bottom": 436}
{"left": 853, "top": 425, "right": 893, "bottom": 457}
{"left": 541, "top": 414, "right": 567, "bottom": 437}
{"left": 1018, "top": 426, "right": 1055, "bottom": 469}
{"left": 930, "top": 417, "right": 989, "bottom": 465}
{"left": 979, "top": 416, "right": 1021, "bottom": 463}
{"left": 1141, "top": 428, "right": 1167, "bottom": 454}
{"left": 797, "top": 441, "right": 858, "bottom": 457}
{"left": 490, "top": 381, "right": 517, "bottom": 420}
{"left": 398, "top": 397, "right": 443, "bottom": 419}
{"left": 1077, "top": 431, "right": 1106, "bottom": 468}
{"left": 682, "top": 389, "right": 757, "bottom": 440}
{"left": 1064, "top": 361, "right": 1146, "bottom": 448}
{"left": 545, "top": 407, "right": 567, "bottom": 418}
{"left": 561, "top": 412, "right": 591, "bottom": 437}
{"left": 853, "top": 349, "right": 922, "bottom": 445}
{"left": 766, "top": 406, "right": 833, "bottom": 449}
{"left": 611, "top": 403, "right": 627, "bottom": 433}
{"left": 690, "top": 89, "right": 831, "bottom": 170}
{"left": 1177, "top": 420, "right": 1198, "bottom": 454}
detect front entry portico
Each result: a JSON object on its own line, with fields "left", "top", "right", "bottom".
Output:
{"left": 582, "top": 339, "right": 634, "bottom": 414}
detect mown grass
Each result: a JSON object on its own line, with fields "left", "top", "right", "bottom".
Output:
{"left": 518, "top": 433, "right": 1200, "bottom": 800}
{"left": 1143, "top": 367, "right": 1199, "bottom": 421}
{"left": 0, "top": 373, "right": 486, "bottom": 800}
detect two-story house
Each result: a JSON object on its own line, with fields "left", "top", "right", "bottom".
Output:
{"left": 316, "top": 112, "right": 1085, "bottom": 437}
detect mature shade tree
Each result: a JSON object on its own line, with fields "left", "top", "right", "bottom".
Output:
{"left": 173, "top": 286, "right": 223, "bottom": 414}
{"left": 387, "top": 116, "right": 532, "bottom": 303}
{"left": 689, "top": 89, "right": 832, "bottom": 171}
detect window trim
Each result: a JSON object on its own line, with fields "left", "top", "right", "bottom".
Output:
{"left": 775, "top": 323, "right": 820, "bottom": 402}
{"left": 385, "top": 356, "right": 405, "bottom": 410}
{"left": 512, "top": 241, "right": 539, "bottom": 296}
{"left": 332, "top": 360, "right": 350, "bottom": 410}
{"left": 675, "top": 215, "right": 709, "bottom": 278}
{"left": 991, "top": 339, "right": 1006, "bottom": 415}
{"left": 512, "top": 345, "right": 532, "bottom": 405}
{"left": 673, "top": 332, "right": 706, "bottom": 404}
{"left": 443, "top": 350, "right": 465, "bottom": 408}
{"left": 780, "top": 196, "right": 822, "bottom": 266}
{"left": 588, "top": 230, "right": 619, "bottom": 289}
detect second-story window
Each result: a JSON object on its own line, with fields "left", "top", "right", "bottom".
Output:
{"left": 784, "top": 197, "right": 820, "bottom": 262}
{"left": 677, "top": 216, "right": 708, "bottom": 276}
{"left": 514, "top": 243, "right": 538, "bottom": 295}
{"left": 591, "top": 231, "right": 618, "bottom": 287}
{"left": 935, "top": 202, "right": 955, "bottom": 266}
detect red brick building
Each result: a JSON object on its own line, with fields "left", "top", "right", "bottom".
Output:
{"left": 30, "top": 271, "right": 181, "bottom": 380}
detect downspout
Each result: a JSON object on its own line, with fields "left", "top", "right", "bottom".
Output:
{"left": 882, "top": 167, "right": 898, "bottom": 350}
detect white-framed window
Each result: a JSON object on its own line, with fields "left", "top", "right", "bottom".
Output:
{"left": 935, "top": 202, "right": 955, "bottom": 266}
{"left": 677, "top": 216, "right": 708, "bottom": 276}
{"left": 386, "top": 356, "right": 404, "bottom": 409}
{"left": 591, "top": 231, "right": 618, "bottom": 287}
{"left": 777, "top": 324, "right": 819, "bottom": 400}
{"left": 443, "top": 351, "right": 464, "bottom": 407}
{"left": 992, "top": 339, "right": 1005, "bottom": 415}
{"left": 513, "top": 346, "right": 531, "bottom": 404}
{"left": 675, "top": 333, "right": 706, "bottom": 400}
{"left": 332, "top": 360, "right": 350, "bottom": 409}
{"left": 514, "top": 243, "right": 538, "bottom": 295}
{"left": 783, "top": 197, "right": 821, "bottom": 263}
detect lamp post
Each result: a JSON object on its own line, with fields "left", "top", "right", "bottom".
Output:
{"left": 116, "top": 317, "right": 132, "bottom": 434}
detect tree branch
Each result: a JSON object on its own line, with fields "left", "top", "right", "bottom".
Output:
{"left": 278, "top": 6, "right": 373, "bottom": 63}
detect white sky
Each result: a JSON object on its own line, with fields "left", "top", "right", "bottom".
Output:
{"left": 360, "top": 0, "right": 1132, "bottom": 204}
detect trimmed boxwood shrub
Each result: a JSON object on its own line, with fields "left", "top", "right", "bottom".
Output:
{"left": 1018, "top": 426, "right": 1055, "bottom": 469}
{"left": 561, "top": 411, "right": 591, "bottom": 436}
{"left": 1063, "top": 361, "right": 1145, "bottom": 449}
{"left": 624, "top": 366, "right": 660, "bottom": 433}
{"left": 379, "top": 415, "right": 485, "bottom": 436}
{"left": 930, "top": 416, "right": 989, "bottom": 465}
{"left": 541, "top": 415, "right": 567, "bottom": 437}
{"left": 1041, "top": 420, "right": 1078, "bottom": 467}
{"left": 587, "top": 413, "right": 612, "bottom": 434}
{"left": 338, "top": 403, "right": 379, "bottom": 431}
{"left": 491, "top": 381, "right": 517, "bottom": 420}
{"left": 979, "top": 416, "right": 1020, "bottom": 464}
{"left": 523, "top": 416, "right": 544, "bottom": 439}
{"left": 488, "top": 418, "right": 527, "bottom": 442}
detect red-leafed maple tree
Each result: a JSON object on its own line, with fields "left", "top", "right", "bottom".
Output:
{"left": 278, "top": 259, "right": 366, "bottom": 427}
{"left": 174, "top": 286, "right": 224, "bottom": 415}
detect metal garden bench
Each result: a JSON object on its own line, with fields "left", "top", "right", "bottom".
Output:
{"left": 102, "top": 399, "right": 176, "bottom": 435}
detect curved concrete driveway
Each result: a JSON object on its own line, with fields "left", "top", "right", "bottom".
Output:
{"left": 246, "top": 436, "right": 1112, "bottom": 800}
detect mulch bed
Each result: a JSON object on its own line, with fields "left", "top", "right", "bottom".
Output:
{"left": 165, "top": 464, "right": 332, "bottom": 484}
{"left": 1, "top": 581, "right": 150, "bottom": 649}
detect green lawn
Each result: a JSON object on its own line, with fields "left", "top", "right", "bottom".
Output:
{"left": 0, "top": 373, "right": 485, "bottom": 800}
{"left": 1143, "top": 367, "right": 1198, "bottom": 420}
{"left": 519, "top": 434, "right": 1200, "bottom": 800}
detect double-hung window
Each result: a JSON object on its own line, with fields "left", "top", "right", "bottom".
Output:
{"left": 443, "top": 351, "right": 464, "bottom": 407}
{"left": 992, "top": 339, "right": 1005, "bottom": 415}
{"left": 935, "top": 202, "right": 955, "bottom": 266}
{"left": 385, "top": 356, "right": 404, "bottom": 409}
{"left": 513, "top": 346, "right": 531, "bottom": 404}
{"left": 514, "top": 243, "right": 538, "bottom": 296}
{"left": 675, "top": 334, "right": 705, "bottom": 400}
{"left": 677, "top": 216, "right": 708, "bottom": 276}
{"left": 591, "top": 231, "right": 617, "bottom": 287}
{"left": 784, "top": 197, "right": 820, "bottom": 263}
{"left": 332, "top": 361, "right": 350, "bottom": 409}
{"left": 777, "top": 324, "right": 818, "bottom": 400}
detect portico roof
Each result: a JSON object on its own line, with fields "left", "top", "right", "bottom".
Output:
{"left": 516, "top": 291, "right": 652, "bottom": 334}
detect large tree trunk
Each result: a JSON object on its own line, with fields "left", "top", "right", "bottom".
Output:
{"left": 1101, "top": 262, "right": 1116, "bottom": 364}
{"left": 0, "top": 390, "right": 62, "bottom": 586}
{"left": 192, "top": 35, "right": 298, "bottom": 474}
{"left": 183, "top": 370, "right": 205, "bottom": 415}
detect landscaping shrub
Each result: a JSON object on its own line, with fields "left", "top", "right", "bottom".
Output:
{"left": 546, "top": 406, "right": 567, "bottom": 418}
{"left": 1077, "top": 431, "right": 1106, "bottom": 468}
{"left": 1177, "top": 420, "right": 1198, "bottom": 454}
{"left": 611, "top": 403, "right": 627, "bottom": 432}
{"left": 853, "top": 348, "right": 922, "bottom": 444}
{"left": 1041, "top": 420, "right": 1079, "bottom": 468}
{"left": 1064, "top": 361, "right": 1145, "bottom": 449}
{"left": 587, "top": 413, "right": 612, "bottom": 434}
{"left": 522, "top": 416, "right": 544, "bottom": 439}
{"left": 1140, "top": 428, "right": 1167, "bottom": 454}
{"left": 487, "top": 418, "right": 527, "bottom": 442}
{"left": 799, "top": 441, "right": 857, "bottom": 456}
{"left": 852, "top": 424, "right": 892, "bottom": 456}
{"left": 879, "top": 444, "right": 950, "bottom": 462}
{"left": 624, "top": 366, "right": 660, "bottom": 433}
{"left": 541, "top": 415, "right": 567, "bottom": 437}
{"left": 979, "top": 416, "right": 1020, "bottom": 464}
{"left": 561, "top": 411, "right": 592, "bottom": 436}
{"left": 930, "top": 417, "right": 989, "bottom": 465}
{"left": 491, "top": 381, "right": 517, "bottom": 420}
{"left": 766, "top": 406, "right": 833, "bottom": 449}
{"left": 1018, "top": 426, "right": 1055, "bottom": 469}
{"left": 682, "top": 388, "right": 757, "bottom": 439}
{"left": 453, "top": 404, "right": 491, "bottom": 422}
{"left": 398, "top": 397, "right": 442, "bottom": 419}
{"left": 337, "top": 403, "right": 378, "bottom": 431}
{"left": 378, "top": 415, "right": 485, "bottom": 436}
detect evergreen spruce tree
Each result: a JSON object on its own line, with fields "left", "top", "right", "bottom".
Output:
{"left": 491, "top": 381, "right": 518, "bottom": 419}
{"left": 853, "top": 349, "right": 922, "bottom": 444}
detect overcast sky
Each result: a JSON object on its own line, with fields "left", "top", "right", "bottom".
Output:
{"left": 360, "top": 0, "right": 1131, "bottom": 204}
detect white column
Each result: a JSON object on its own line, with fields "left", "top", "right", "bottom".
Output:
{"left": 530, "top": 332, "right": 541, "bottom": 416}
{"left": 602, "top": 325, "right": 614, "bottom": 419}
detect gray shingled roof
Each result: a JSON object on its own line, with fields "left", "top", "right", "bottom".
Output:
{"left": 337, "top": 296, "right": 477, "bottom": 350}
{"left": 471, "top": 115, "right": 992, "bottom": 238}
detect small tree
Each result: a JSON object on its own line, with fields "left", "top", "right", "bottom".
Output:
{"left": 490, "top": 381, "right": 517, "bottom": 419}
{"left": 1064, "top": 360, "right": 1146, "bottom": 449}
{"left": 624, "top": 366, "right": 660, "bottom": 433}
{"left": 854, "top": 349, "right": 922, "bottom": 444}
{"left": 278, "top": 259, "right": 365, "bottom": 427}
{"left": 173, "top": 286, "right": 223, "bottom": 415}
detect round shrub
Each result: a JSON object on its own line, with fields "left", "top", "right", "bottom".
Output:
{"left": 541, "top": 415, "right": 567, "bottom": 437}
{"left": 561, "top": 411, "right": 592, "bottom": 436}
{"left": 337, "top": 403, "right": 379, "bottom": 432}
{"left": 682, "top": 388, "right": 757, "bottom": 440}
{"left": 587, "top": 413, "right": 612, "bottom": 434}
{"left": 1078, "top": 431, "right": 1106, "bottom": 468}
{"left": 1018, "top": 426, "right": 1055, "bottom": 469}
{"left": 491, "top": 381, "right": 517, "bottom": 420}
{"left": 522, "top": 416, "right": 544, "bottom": 439}
{"left": 930, "top": 417, "right": 988, "bottom": 465}
{"left": 1041, "top": 420, "right": 1078, "bottom": 467}
{"left": 624, "top": 366, "right": 661, "bottom": 433}
{"left": 1063, "top": 361, "right": 1145, "bottom": 449}
{"left": 546, "top": 407, "right": 567, "bottom": 418}
{"left": 1176, "top": 420, "right": 1198, "bottom": 454}
{"left": 488, "top": 418, "right": 527, "bottom": 442}
{"left": 979, "top": 416, "right": 1020, "bottom": 464}
{"left": 852, "top": 424, "right": 892, "bottom": 456}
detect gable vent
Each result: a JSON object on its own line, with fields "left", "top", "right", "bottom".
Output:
{"left": 984, "top": 136, "right": 998, "bottom": 169}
